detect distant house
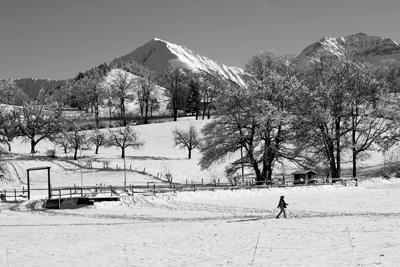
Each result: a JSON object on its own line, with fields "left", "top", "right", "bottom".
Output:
{"left": 291, "top": 170, "right": 318, "bottom": 184}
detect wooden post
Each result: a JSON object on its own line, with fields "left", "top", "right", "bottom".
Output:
{"left": 186, "top": 179, "right": 188, "bottom": 185}
{"left": 194, "top": 183, "right": 196, "bottom": 192}
{"left": 59, "top": 190, "right": 61, "bottom": 198}
{"left": 111, "top": 186, "right": 113, "bottom": 196}
{"left": 48, "top": 167, "right": 51, "bottom": 199}
{"left": 81, "top": 187, "right": 83, "bottom": 197}
{"left": 143, "top": 168, "right": 146, "bottom": 173}
{"left": 27, "top": 171, "right": 30, "bottom": 200}
{"left": 173, "top": 184, "right": 176, "bottom": 193}
{"left": 201, "top": 179, "right": 203, "bottom": 185}
{"left": 130, "top": 165, "right": 131, "bottom": 170}
{"left": 74, "top": 184, "right": 76, "bottom": 193}
{"left": 218, "top": 179, "right": 220, "bottom": 185}
{"left": 153, "top": 183, "right": 156, "bottom": 193}
{"left": 23, "top": 186, "right": 25, "bottom": 194}
{"left": 70, "top": 188, "right": 72, "bottom": 197}
{"left": 14, "top": 189, "right": 17, "bottom": 201}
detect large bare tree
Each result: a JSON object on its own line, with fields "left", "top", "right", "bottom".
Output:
{"left": 107, "top": 70, "right": 137, "bottom": 126}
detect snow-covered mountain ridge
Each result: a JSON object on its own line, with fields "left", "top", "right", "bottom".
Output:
{"left": 117, "top": 38, "right": 246, "bottom": 86}
{"left": 0, "top": 78, "right": 65, "bottom": 99}
{"left": 297, "top": 32, "right": 400, "bottom": 64}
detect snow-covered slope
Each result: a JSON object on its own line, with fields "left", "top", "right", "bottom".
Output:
{"left": 117, "top": 38, "right": 245, "bottom": 86}
{"left": 297, "top": 32, "right": 400, "bottom": 65}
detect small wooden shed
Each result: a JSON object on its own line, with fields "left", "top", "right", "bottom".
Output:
{"left": 291, "top": 170, "right": 318, "bottom": 184}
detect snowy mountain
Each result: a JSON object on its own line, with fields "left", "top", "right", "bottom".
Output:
{"left": 0, "top": 78, "right": 65, "bottom": 99}
{"left": 297, "top": 33, "right": 400, "bottom": 65}
{"left": 117, "top": 38, "right": 245, "bottom": 86}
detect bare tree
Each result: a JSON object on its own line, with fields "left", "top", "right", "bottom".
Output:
{"left": 200, "top": 51, "right": 301, "bottom": 183}
{"left": 159, "top": 66, "right": 189, "bottom": 121}
{"left": 107, "top": 125, "right": 144, "bottom": 158}
{"left": 136, "top": 68, "right": 158, "bottom": 124}
{"left": 0, "top": 80, "right": 28, "bottom": 105}
{"left": 17, "top": 102, "right": 64, "bottom": 153}
{"left": 82, "top": 72, "right": 106, "bottom": 127}
{"left": 173, "top": 125, "right": 201, "bottom": 159}
{"left": 89, "top": 128, "right": 108, "bottom": 154}
{"left": 0, "top": 108, "right": 19, "bottom": 152}
{"left": 107, "top": 70, "right": 137, "bottom": 126}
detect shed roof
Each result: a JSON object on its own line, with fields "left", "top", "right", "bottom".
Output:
{"left": 291, "top": 170, "right": 317, "bottom": 175}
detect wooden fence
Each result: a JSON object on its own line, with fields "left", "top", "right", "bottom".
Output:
{"left": 0, "top": 177, "right": 358, "bottom": 201}
{"left": 0, "top": 187, "right": 28, "bottom": 202}
{"left": 48, "top": 178, "right": 358, "bottom": 199}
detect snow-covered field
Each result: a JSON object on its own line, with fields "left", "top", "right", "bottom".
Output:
{"left": 1, "top": 118, "right": 399, "bottom": 267}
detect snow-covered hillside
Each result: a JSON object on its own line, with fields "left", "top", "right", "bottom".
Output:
{"left": 297, "top": 32, "right": 400, "bottom": 65}
{"left": 117, "top": 38, "right": 246, "bottom": 86}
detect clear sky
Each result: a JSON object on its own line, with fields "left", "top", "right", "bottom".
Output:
{"left": 1, "top": 0, "right": 399, "bottom": 80}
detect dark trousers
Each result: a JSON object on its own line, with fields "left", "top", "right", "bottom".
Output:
{"left": 276, "top": 208, "right": 286, "bottom": 218}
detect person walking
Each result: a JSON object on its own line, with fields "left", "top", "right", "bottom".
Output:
{"left": 276, "top": 196, "right": 288, "bottom": 219}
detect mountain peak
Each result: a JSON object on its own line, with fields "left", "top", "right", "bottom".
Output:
{"left": 297, "top": 33, "right": 400, "bottom": 64}
{"left": 117, "top": 38, "right": 245, "bottom": 86}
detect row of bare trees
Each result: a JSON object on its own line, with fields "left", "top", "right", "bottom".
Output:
{"left": 199, "top": 51, "right": 400, "bottom": 183}
{"left": 0, "top": 102, "right": 145, "bottom": 159}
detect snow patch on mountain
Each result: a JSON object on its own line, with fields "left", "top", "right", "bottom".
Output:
{"left": 297, "top": 32, "right": 400, "bottom": 65}
{"left": 118, "top": 38, "right": 245, "bottom": 86}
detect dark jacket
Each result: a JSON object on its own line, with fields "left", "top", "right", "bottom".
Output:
{"left": 277, "top": 198, "right": 288, "bottom": 209}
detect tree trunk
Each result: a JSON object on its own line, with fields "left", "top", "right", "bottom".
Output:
{"left": 351, "top": 107, "right": 357, "bottom": 178}
{"left": 121, "top": 147, "right": 125, "bottom": 158}
{"left": 30, "top": 139, "right": 36, "bottom": 154}
{"left": 7, "top": 142, "right": 11, "bottom": 152}
{"left": 95, "top": 145, "right": 99, "bottom": 155}
{"left": 74, "top": 148, "right": 78, "bottom": 160}
{"left": 335, "top": 118, "right": 341, "bottom": 178}
{"left": 188, "top": 148, "right": 192, "bottom": 159}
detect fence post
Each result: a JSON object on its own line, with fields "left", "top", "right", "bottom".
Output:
{"left": 194, "top": 183, "right": 196, "bottom": 192}
{"left": 4, "top": 190, "right": 6, "bottom": 201}
{"left": 23, "top": 186, "right": 25, "bottom": 194}
{"left": 81, "top": 187, "right": 83, "bottom": 197}
{"left": 74, "top": 184, "right": 76, "bottom": 193}
{"left": 201, "top": 179, "right": 203, "bottom": 185}
{"left": 14, "top": 189, "right": 17, "bottom": 201}
{"left": 173, "top": 183, "right": 176, "bottom": 193}
{"left": 111, "top": 186, "right": 113, "bottom": 196}
{"left": 218, "top": 179, "right": 220, "bottom": 185}
{"left": 186, "top": 179, "right": 188, "bottom": 185}
{"left": 143, "top": 168, "right": 146, "bottom": 173}
{"left": 59, "top": 190, "right": 61, "bottom": 198}
{"left": 153, "top": 183, "right": 156, "bottom": 194}
{"left": 116, "top": 164, "right": 118, "bottom": 170}
{"left": 70, "top": 188, "right": 72, "bottom": 197}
